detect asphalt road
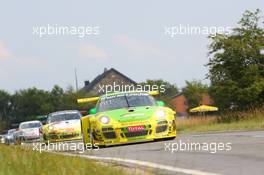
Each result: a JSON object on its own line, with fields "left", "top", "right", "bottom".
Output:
{"left": 63, "top": 131, "right": 264, "bottom": 175}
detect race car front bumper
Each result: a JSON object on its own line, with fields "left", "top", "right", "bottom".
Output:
{"left": 92, "top": 119, "right": 176, "bottom": 146}
{"left": 45, "top": 130, "right": 82, "bottom": 142}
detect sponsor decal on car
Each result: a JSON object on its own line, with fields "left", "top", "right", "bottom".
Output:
{"left": 128, "top": 126, "right": 145, "bottom": 132}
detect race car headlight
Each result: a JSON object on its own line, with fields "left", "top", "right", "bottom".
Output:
{"left": 99, "top": 116, "right": 110, "bottom": 124}
{"left": 155, "top": 110, "right": 166, "bottom": 118}
{"left": 48, "top": 126, "right": 54, "bottom": 130}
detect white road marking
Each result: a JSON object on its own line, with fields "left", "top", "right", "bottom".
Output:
{"left": 63, "top": 153, "right": 222, "bottom": 175}
{"left": 252, "top": 135, "right": 264, "bottom": 138}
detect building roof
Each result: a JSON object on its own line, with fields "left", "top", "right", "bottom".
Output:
{"left": 171, "top": 92, "right": 184, "bottom": 99}
{"left": 82, "top": 68, "right": 137, "bottom": 92}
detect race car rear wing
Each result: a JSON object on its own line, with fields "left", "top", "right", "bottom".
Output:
{"left": 148, "top": 91, "right": 159, "bottom": 96}
{"left": 77, "top": 96, "right": 99, "bottom": 104}
{"left": 77, "top": 91, "right": 159, "bottom": 104}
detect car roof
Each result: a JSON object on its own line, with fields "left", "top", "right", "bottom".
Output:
{"left": 49, "top": 110, "right": 79, "bottom": 116}
{"left": 20, "top": 120, "right": 41, "bottom": 125}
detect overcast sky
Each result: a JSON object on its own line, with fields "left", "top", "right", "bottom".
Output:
{"left": 0, "top": 1, "right": 263, "bottom": 92}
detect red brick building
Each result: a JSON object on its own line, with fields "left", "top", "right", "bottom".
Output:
{"left": 170, "top": 93, "right": 213, "bottom": 116}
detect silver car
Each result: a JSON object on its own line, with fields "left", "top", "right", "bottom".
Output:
{"left": 5, "top": 129, "right": 16, "bottom": 144}
{"left": 0, "top": 135, "right": 5, "bottom": 144}
{"left": 14, "top": 121, "right": 42, "bottom": 144}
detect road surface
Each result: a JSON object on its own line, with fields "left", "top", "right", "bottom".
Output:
{"left": 59, "top": 131, "right": 264, "bottom": 175}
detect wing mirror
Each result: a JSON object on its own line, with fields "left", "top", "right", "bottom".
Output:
{"left": 89, "top": 108, "right": 97, "bottom": 115}
{"left": 156, "top": 101, "right": 165, "bottom": 106}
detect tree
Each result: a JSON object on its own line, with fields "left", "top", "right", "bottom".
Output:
{"left": 182, "top": 80, "right": 208, "bottom": 109}
{"left": 0, "top": 90, "right": 12, "bottom": 121}
{"left": 50, "top": 85, "right": 87, "bottom": 111}
{"left": 50, "top": 85, "right": 64, "bottom": 111}
{"left": 11, "top": 88, "right": 52, "bottom": 122}
{"left": 60, "top": 86, "right": 80, "bottom": 110}
{"left": 207, "top": 9, "right": 264, "bottom": 111}
{"left": 0, "top": 85, "right": 91, "bottom": 131}
{"left": 140, "top": 79, "right": 178, "bottom": 105}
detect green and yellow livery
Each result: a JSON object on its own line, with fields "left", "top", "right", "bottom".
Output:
{"left": 78, "top": 91, "right": 176, "bottom": 147}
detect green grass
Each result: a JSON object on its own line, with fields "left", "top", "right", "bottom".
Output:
{"left": 0, "top": 144, "right": 126, "bottom": 175}
{"left": 177, "top": 112, "right": 264, "bottom": 134}
{"left": 178, "top": 117, "right": 264, "bottom": 133}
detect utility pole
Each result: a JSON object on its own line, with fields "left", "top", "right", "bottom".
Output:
{"left": 74, "top": 68, "right": 79, "bottom": 92}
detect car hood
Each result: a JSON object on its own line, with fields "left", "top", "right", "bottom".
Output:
{"left": 46, "top": 119, "right": 80, "bottom": 131}
{"left": 99, "top": 106, "right": 162, "bottom": 123}
{"left": 6, "top": 134, "right": 14, "bottom": 138}
{"left": 21, "top": 128, "right": 40, "bottom": 136}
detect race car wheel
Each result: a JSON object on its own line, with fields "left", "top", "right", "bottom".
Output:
{"left": 43, "top": 134, "right": 47, "bottom": 140}
{"left": 166, "top": 136, "right": 176, "bottom": 140}
{"left": 15, "top": 138, "right": 21, "bottom": 145}
{"left": 18, "top": 137, "right": 25, "bottom": 145}
{"left": 80, "top": 121, "right": 86, "bottom": 149}
{"left": 89, "top": 127, "right": 95, "bottom": 148}
{"left": 43, "top": 134, "right": 49, "bottom": 145}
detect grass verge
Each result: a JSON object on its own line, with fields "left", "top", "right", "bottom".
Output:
{"left": 177, "top": 110, "right": 264, "bottom": 134}
{"left": 0, "top": 144, "right": 126, "bottom": 175}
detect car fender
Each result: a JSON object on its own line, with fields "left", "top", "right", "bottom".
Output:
{"left": 81, "top": 115, "right": 91, "bottom": 146}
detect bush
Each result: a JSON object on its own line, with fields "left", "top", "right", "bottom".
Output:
{"left": 217, "top": 107, "right": 264, "bottom": 123}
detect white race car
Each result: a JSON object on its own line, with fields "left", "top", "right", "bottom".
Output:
{"left": 14, "top": 120, "right": 42, "bottom": 144}
{"left": 41, "top": 110, "right": 82, "bottom": 143}
{"left": 4, "top": 129, "right": 16, "bottom": 144}
{"left": 0, "top": 135, "right": 5, "bottom": 144}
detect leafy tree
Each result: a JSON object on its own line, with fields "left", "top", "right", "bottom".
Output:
{"left": 60, "top": 86, "right": 80, "bottom": 110}
{"left": 11, "top": 88, "right": 52, "bottom": 122}
{"left": 50, "top": 85, "right": 87, "bottom": 111}
{"left": 0, "top": 85, "right": 90, "bottom": 130}
{"left": 50, "top": 85, "right": 64, "bottom": 111}
{"left": 207, "top": 9, "right": 264, "bottom": 111}
{"left": 0, "top": 90, "right": 12, "bottom": 121}
{"left": 182, "top": 80, "right": 208, "bottom": 109}
{"left": 140, "top": 79, "right": 178, "bottom": 105}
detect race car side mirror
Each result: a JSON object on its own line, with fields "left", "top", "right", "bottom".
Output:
{"left": 156, "top": 101, "right": 165, "bottom": 106}
{"left": 89, "top": 108, "right": 97, "bottom": 114}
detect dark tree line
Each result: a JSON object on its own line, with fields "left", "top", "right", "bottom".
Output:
{"left": 0, "top": 86, "right": 87, "bottom": 130}
{"left": 139, "top": 79, "right": 179, "bottom": 106}
{"left": 0, "top": 80, "right": 179, "bottom": 130}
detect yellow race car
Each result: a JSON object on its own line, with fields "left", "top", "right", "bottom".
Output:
{"left": 41, "top": 110, "right": 82, "bottom": 143}
{"left": 78, "top": 91, "right": 176, "bottom": 147}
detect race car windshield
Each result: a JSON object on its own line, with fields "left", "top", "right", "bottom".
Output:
{"left": 20, "top": 122, "right": 42, "bottom": 129}
{"left": 126, "top": 94, "right": 156, "bottom": 107}
{"left": 47, "top": 113, "right": 80, "bottom": 123}
{"left": 98, "top": 93, "right": 156, "bottom": 112}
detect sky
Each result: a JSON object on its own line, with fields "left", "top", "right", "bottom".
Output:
{"left": 0, "top": 1, "right": 263, "bottom": 93}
